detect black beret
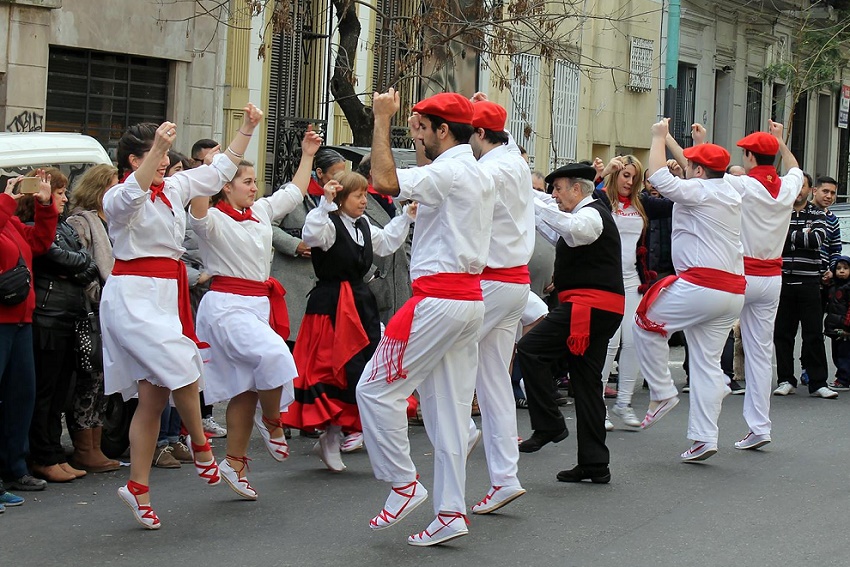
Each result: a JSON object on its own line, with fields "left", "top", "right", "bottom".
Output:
{"left": 544, "top": 163, "right": 597, "bottom": 185}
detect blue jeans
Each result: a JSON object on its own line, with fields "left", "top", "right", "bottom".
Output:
{"left": 0, "top": 324, "right": 36, "bottom": 479}
{"left": 157, "top": 406, "right": 182, "bottom": 448}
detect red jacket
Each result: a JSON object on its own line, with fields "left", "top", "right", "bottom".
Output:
{"left": 0, "top": 193, "right": 58, "bottom": 323}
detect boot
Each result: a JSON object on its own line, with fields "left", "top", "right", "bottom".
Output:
{"left": 70, "top": 428, "right": 121, "bottom": 473}
{"left": 58, "top": 462, "right": 87, "bottom": 479}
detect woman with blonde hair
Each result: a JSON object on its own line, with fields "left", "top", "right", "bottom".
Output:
{"left": 64, "top": 164, "right": 121, "bottom": 473}
{"left": 599, "top": 155, "right": 672, "bottom": 428}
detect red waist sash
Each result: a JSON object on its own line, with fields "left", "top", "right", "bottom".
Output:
{"left": 743, "top": 256, "right": 783, "bottom": 277}
{"left": 112, "top": 257, "right": 208, "bottom": 348}
{"left": 210, "top": 275, "right": 291, "bottom": 340}
{"left": 368, "top": 272, "right": 483, "bottom": 383}
{"left": 635, "top": 267, "right": 746, "bottom": 336}
{"left": 481, "top": 265, "right": 531, "bottom": 284}
{"left": 557, "top": 289, "right": 625, "bottom": 355}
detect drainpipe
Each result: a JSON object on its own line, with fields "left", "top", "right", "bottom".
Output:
{"left": 664, "top": 0, "right": 681, "bottom": 120}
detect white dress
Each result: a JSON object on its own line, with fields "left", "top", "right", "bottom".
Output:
{"left": 191, "top": 183, "right": 303, "bottom": 407}
{"left": 101, "top": 153, "right": 237, "bottom": 401}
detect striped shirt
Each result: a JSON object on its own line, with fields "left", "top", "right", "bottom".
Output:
{"left": 819, "top": 208, "right": 842, "bottom": 271}
{"left": 782, "top": 203, "right": 828, "bottom": 283}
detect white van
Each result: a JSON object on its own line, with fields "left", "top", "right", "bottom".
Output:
{"left": 0, "top": 132, "right": 112, "bottom": 187}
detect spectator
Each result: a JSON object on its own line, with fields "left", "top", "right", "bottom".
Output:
{"left": 811, "top": 175, "right": 842, "bottom": 283}
{"left": 190, "top": 138, "right": 220, "bottom": 167}
{"left": 824, "top": 255, "right": 850, "bottom": 391}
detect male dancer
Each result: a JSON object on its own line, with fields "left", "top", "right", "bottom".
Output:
{"left": 466, "top": 96, "right": 534, "bottom": 513}
{"left": 356, "top": 88, "right": 495, "bottom": 546}
{"left": 633, "top": 118, "right": 745, "bottom": 462}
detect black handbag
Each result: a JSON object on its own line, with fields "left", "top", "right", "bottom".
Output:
{"left": 0, "top": 252, "right": 32, "bottom": 306}
{"left": 75, "top": 297, "right": 103, "bottom": 373}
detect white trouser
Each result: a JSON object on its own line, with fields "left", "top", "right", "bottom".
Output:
{"left": 740, "top": 274, "right": 781, "bottom": 436}
{"left": 601, "top": 282, "right": 641, "bottom": 407}
{"left": 357, "top": 297, "right": 484, "bottom": 515}
{"left": 632, "top": 279, "right": 744, "bottom": 444}
{"left": 469, "top": 280, "right": 528, "bottom": 489}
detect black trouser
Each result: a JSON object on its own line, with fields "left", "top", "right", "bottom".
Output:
{"left": 773, "top": 281, "right": 828, "bottom": 392}
{"left": 517, "top": 302, "right": 621, "bottom": 467}
{"left": 29, "top": 326, "right": 77, "bottom": 466}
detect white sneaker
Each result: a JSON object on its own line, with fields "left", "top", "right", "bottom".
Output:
{"left": 680, "top": 441, "right": 718, "bottom": 462}
{"left": 773, "top": 382, "right": 796, "bottom": 396}
{"left": 641, "top": 396, "right": 680, "bottom": 430}
{"left": 471, "top": 485, "right": 526, "bottom": 514}
{"left": 370, "top": 480, "right": 428, "bottom": 530}
{"left": 604, "top": 418, "right": 614, "bottom": 431}
{"left": 734, "top": 432, "right": 771, "bottom": 450}
{"left": 219, "top": 458, "right": 257, "bottom": 500}
{"left": 811, "top": 386, "right": 839, "bottom": 399}
{"left": 313, "top": 431, "right": 346, "bottom": 472}
{"left": 407, "top": 512, "right": 469, "bottom": 546}
{"left": 340, "top": 432, "right": 364, "bottom": 453}
{"left": 610, "top": 405, "right": 641, "bottom": 428}
{"left": 202, "top": 416, "right": 227, "bottom": 438}
{"left": 467, "top": 428, "right": 482, "bottom": 456}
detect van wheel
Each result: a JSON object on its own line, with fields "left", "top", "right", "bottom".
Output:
{"left": 101, "top": 394, "right": 137, "bottom": 459}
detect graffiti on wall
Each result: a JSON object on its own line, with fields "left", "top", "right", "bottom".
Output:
{"left": 6, "top": 110, "right": 44, "bottom": 132}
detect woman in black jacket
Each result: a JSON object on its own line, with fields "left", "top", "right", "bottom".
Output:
{"left": 16, "top": 168, "right": 98, "bottom": 483}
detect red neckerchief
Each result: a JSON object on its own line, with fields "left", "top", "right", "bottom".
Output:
{"left": 308, "top": 177, "right": 325, "bottom": 197}
{"left": 120, "top": 171, "right": 171, "bottom": 209}
{"left": 617, "top": 194, "right": 632, "bottom": 209}
{"left": 367, "top": 184, "right": 393, "bottom": 204}
{"left": 214, "top": 200, "right": 259, "bottom": 223}
{"left": 747, "top": 165, "right": 781, "bottom": 199}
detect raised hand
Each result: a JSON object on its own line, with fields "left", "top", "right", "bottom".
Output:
{"left": 601, "top": 156, "right": 625, "bottom": 178}
{"left": 34, "top": 169, "right": 52, "bottom": 205}
{"left": 373, "top": 88, "right": 400, "bottom": 118}
{"left": 666, "top": 159, "right": 684, "bottom": 178}
{"left": 471, "top": 91, "right": 489, "bottom": 103}
{"left": 651, "top": 118, "right": 670, "bottom": 138}
{"left": 592, "top": 157, "right": 605, "bottom": 175}
{"left": 152, "top": 122, "right": 177, "bottom": 156}
{"left": 301, "top": 125, "right": 322, "bottom": 158}
{"left": 405, "top": 201, "right": 418, "bottom": 220}
{"left": 323, "top": 179, "right": 342, "bottom": 202}
{"left": 768, "top": 119, "right": 784, "bottom": 140}
{"left": 242, "top": 103, "right": 264, "bottom": 132}
{"left": 4, "top": 176, "right": 24, "bottom": 201}
{"left": 691, "top": 123, "right": 707, "bottom": 145}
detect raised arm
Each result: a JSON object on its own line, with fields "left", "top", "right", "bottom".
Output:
{"left": 769, "top": 120, "right": 799, "bottom": 171}
{"left": 648, "top": 118, "right": 670, "bottom": 176}
{"left": 290, "top": 126, "right": 323, "bottom": 196}
{"left": 223, "top": 104, "right": 263, "bottom": 166}
{"left": 370, "top": 89, "right": 402, "bottom": 196}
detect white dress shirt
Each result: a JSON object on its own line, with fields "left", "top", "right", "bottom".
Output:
{"left": 302, "top": 195, "right": 413, "bottom": 256}
{"left": 395, "top": 143, "right": 495, "bottom": 279}
{"left": 534, "top": 193, "right": 603, "bottom": 247}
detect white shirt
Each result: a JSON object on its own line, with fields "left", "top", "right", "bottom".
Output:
{"left": 723, "top": 168, "right": 802, "bottom": 260}
{"left": 533, "top": 193, "right": 603, "bottom": 247}
{"left": 105, "top": 153, "right": 238, "bottom": 261}
{"left": 478, "top": 144, "right": 535, "bottom": 268}
{"left": 614, "top": 202, "right": 645, "bottom": 282}
{"left": 302, "top": 195, "right": 413, "bottom": 256}
{"left": 649, "top": 167, "right": 744, "bottom": 275}
{"left": 395, "top": 144, "right": 495, "bottom": 279}
{"left": 190, "top": 183, "right": 303, "bottom": 281}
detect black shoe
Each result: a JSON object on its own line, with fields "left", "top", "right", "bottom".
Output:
{"left": 553, "top": 393, "right": 570, "bottom": 406}
{"left": 7, "top": 474, "right": 47, "bottom": 491}
{"left": 299, "top": 429, "right": 321, "bottom": 439}
{"left": 556, "top": 465, "right": 611, "bottom": 484}
{"left": 283, "top": 427, "right": 292, "bottom": 439}
{"left": 515, "top": 398, "right": 528, "bottom": 409}
{"left": 518, "top": 429, "right": 569, "bottom": 453}
{"left": 729, "top": 379, "right": 745, "bottom": 394}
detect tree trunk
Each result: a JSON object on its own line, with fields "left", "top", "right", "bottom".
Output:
{"left": 331, "top": 0, "right": 373, "bottom": 146}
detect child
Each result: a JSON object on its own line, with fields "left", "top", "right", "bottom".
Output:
{"left": 824, "top": 255, "right": 850, "bottom": 391}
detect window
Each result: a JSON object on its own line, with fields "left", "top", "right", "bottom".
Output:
{"left": 45, "top": 47, "right": 169, "bottom": 152}
{"left": 508, "top": 53, "right": 541, "bottom": 167}
{"left": 671, "top": 63, "right": 697, "bottom": 147}
{"left": 790, "top": 95, "right": 808, "bottom": 170}
{"left": 745, "top": 78, "right": 763, "bottom": 135}
{"left": 550, "top": 59, "right": 580, "bottom": 169}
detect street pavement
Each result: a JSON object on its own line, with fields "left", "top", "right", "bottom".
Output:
{"left": 4, "top": 346, "right": 849, "bottom": 567}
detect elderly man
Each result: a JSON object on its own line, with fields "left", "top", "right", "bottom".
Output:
{"left": 516, "top": 163, "right": 624, "bottom": 485}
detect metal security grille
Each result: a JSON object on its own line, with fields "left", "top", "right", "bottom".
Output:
{"left": 672, "top": 63, "right": 697, "bottom": 148}
{"left": 508, "top": 53, "right": 541, "bottom": 167}
{"left": 45, "top": 47, "right": 169, "bottom": 152}
{"left": 745, "top": 78, "right": 763, "bottom": 135}
{"left": 550, "top": 58, "right": 580, "bottom": 170}
{"left": 373, "top": 0, "right": 417, "bottom": 148}
{"left": 628, "top": 38, "right": 653, "bottom": 92}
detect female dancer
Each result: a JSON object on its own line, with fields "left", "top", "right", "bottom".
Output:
{"left": 101, "top": 106, "right": 261, "bottom": 529}
{"left": 189, "top": 123, "right": 322, "bottom": 499}
{"left": 599, "top": 156, "right": 672, "bottom": 427}
{"left": 283, "top": 171, "right": 415, "bottom": 472}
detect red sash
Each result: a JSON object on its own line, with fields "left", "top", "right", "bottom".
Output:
{"left": 210, "top": 275, "right": 291, "bottom": 340}
{"left": 368, "top": 272, "right": 483, "bottom": 383}
{"left": 743, "top": 256, "right": 782, "bottom": 277}
{"left": 635, "top": 267, "right": 746, "bottom": 336}
{"left": 557, "top": 289, "right": 625, "bottom": 355}
{"left": 481, "top": 265, "right": 531, "bottom": 284}
{"left": 112, "top": 257, "right": 208, "bottom": 348}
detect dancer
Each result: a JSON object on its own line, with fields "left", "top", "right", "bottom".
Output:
{"left": 516, "top": 163, "right": 624, "bottom": 485}
{"left": 189, "top": 121, "right": 323, "bottom": 499}
{"left": 633, "top": 119, "right": 745, "bottom": 462}
{"left": 101, "top": 106, "right": 261, "bottom": 529}
{"left": 356, "top": 88, "right": 494, "bottom": 546}
{"left": 465, "top": 96, "right": 534, "bottom": 513}
{"left": 284, "top": 171, "right": 415, "bottom": 472}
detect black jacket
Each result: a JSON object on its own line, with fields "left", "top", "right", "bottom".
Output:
{"left": 32, "top": 220, "right": 98, "bottom": 329}
{"left": 825, "top": 276, "right": 850, "bottom": 335}
{"left": 637, "top": 192, "right": 674, "bottom": 290}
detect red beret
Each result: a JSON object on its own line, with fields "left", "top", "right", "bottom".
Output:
{"left": 471, "top": 101, "right": 507, "bottom": 131}
{"left": 737, "top": 132, "right": 779, "bottom": 156}
{"left": 412, "top": 93, "right": 474, "bottom": 125}
{"left": 683, "top": 143, "right": 730, "bottom": 172}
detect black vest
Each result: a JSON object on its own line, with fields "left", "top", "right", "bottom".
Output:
{"left": 553, "top": 198, "right": 624, "bottom": 295}
{"left": 310, "top": 214, "right": 373, "bottom": 282}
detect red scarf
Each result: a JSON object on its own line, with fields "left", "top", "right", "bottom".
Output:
{"left": 210, "top": 276, "right": 290, "bottom": 339}
{"left": 308, "top": 177, "right": 325, "bottom": 197}
{"left": 617, "top": 194, "right": 632, "bottom": 209}
{"left": 557, "top": 289, "right": 625, "bottom": 355}
{"left": 747, "top": 165, "right": 781, "bottom": 199}
{"left": 367, "top": 184, "right": 393, "bottom": 204}
{"left": 214, "top": 200, "right": 259, "bottom": 223}
{"left": 120, "top": 171, "right": 171, "bottom": 209}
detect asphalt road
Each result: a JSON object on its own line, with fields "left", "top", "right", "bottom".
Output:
{"left": 4, "top": 346, "right": 848, "bottom": 567}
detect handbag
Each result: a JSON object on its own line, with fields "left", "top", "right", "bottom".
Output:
{"left": 0, "top": 252, "right": 32, "bottom": 306}
{"left": 75, "top": 297, "right": 103, "bottom": 373}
